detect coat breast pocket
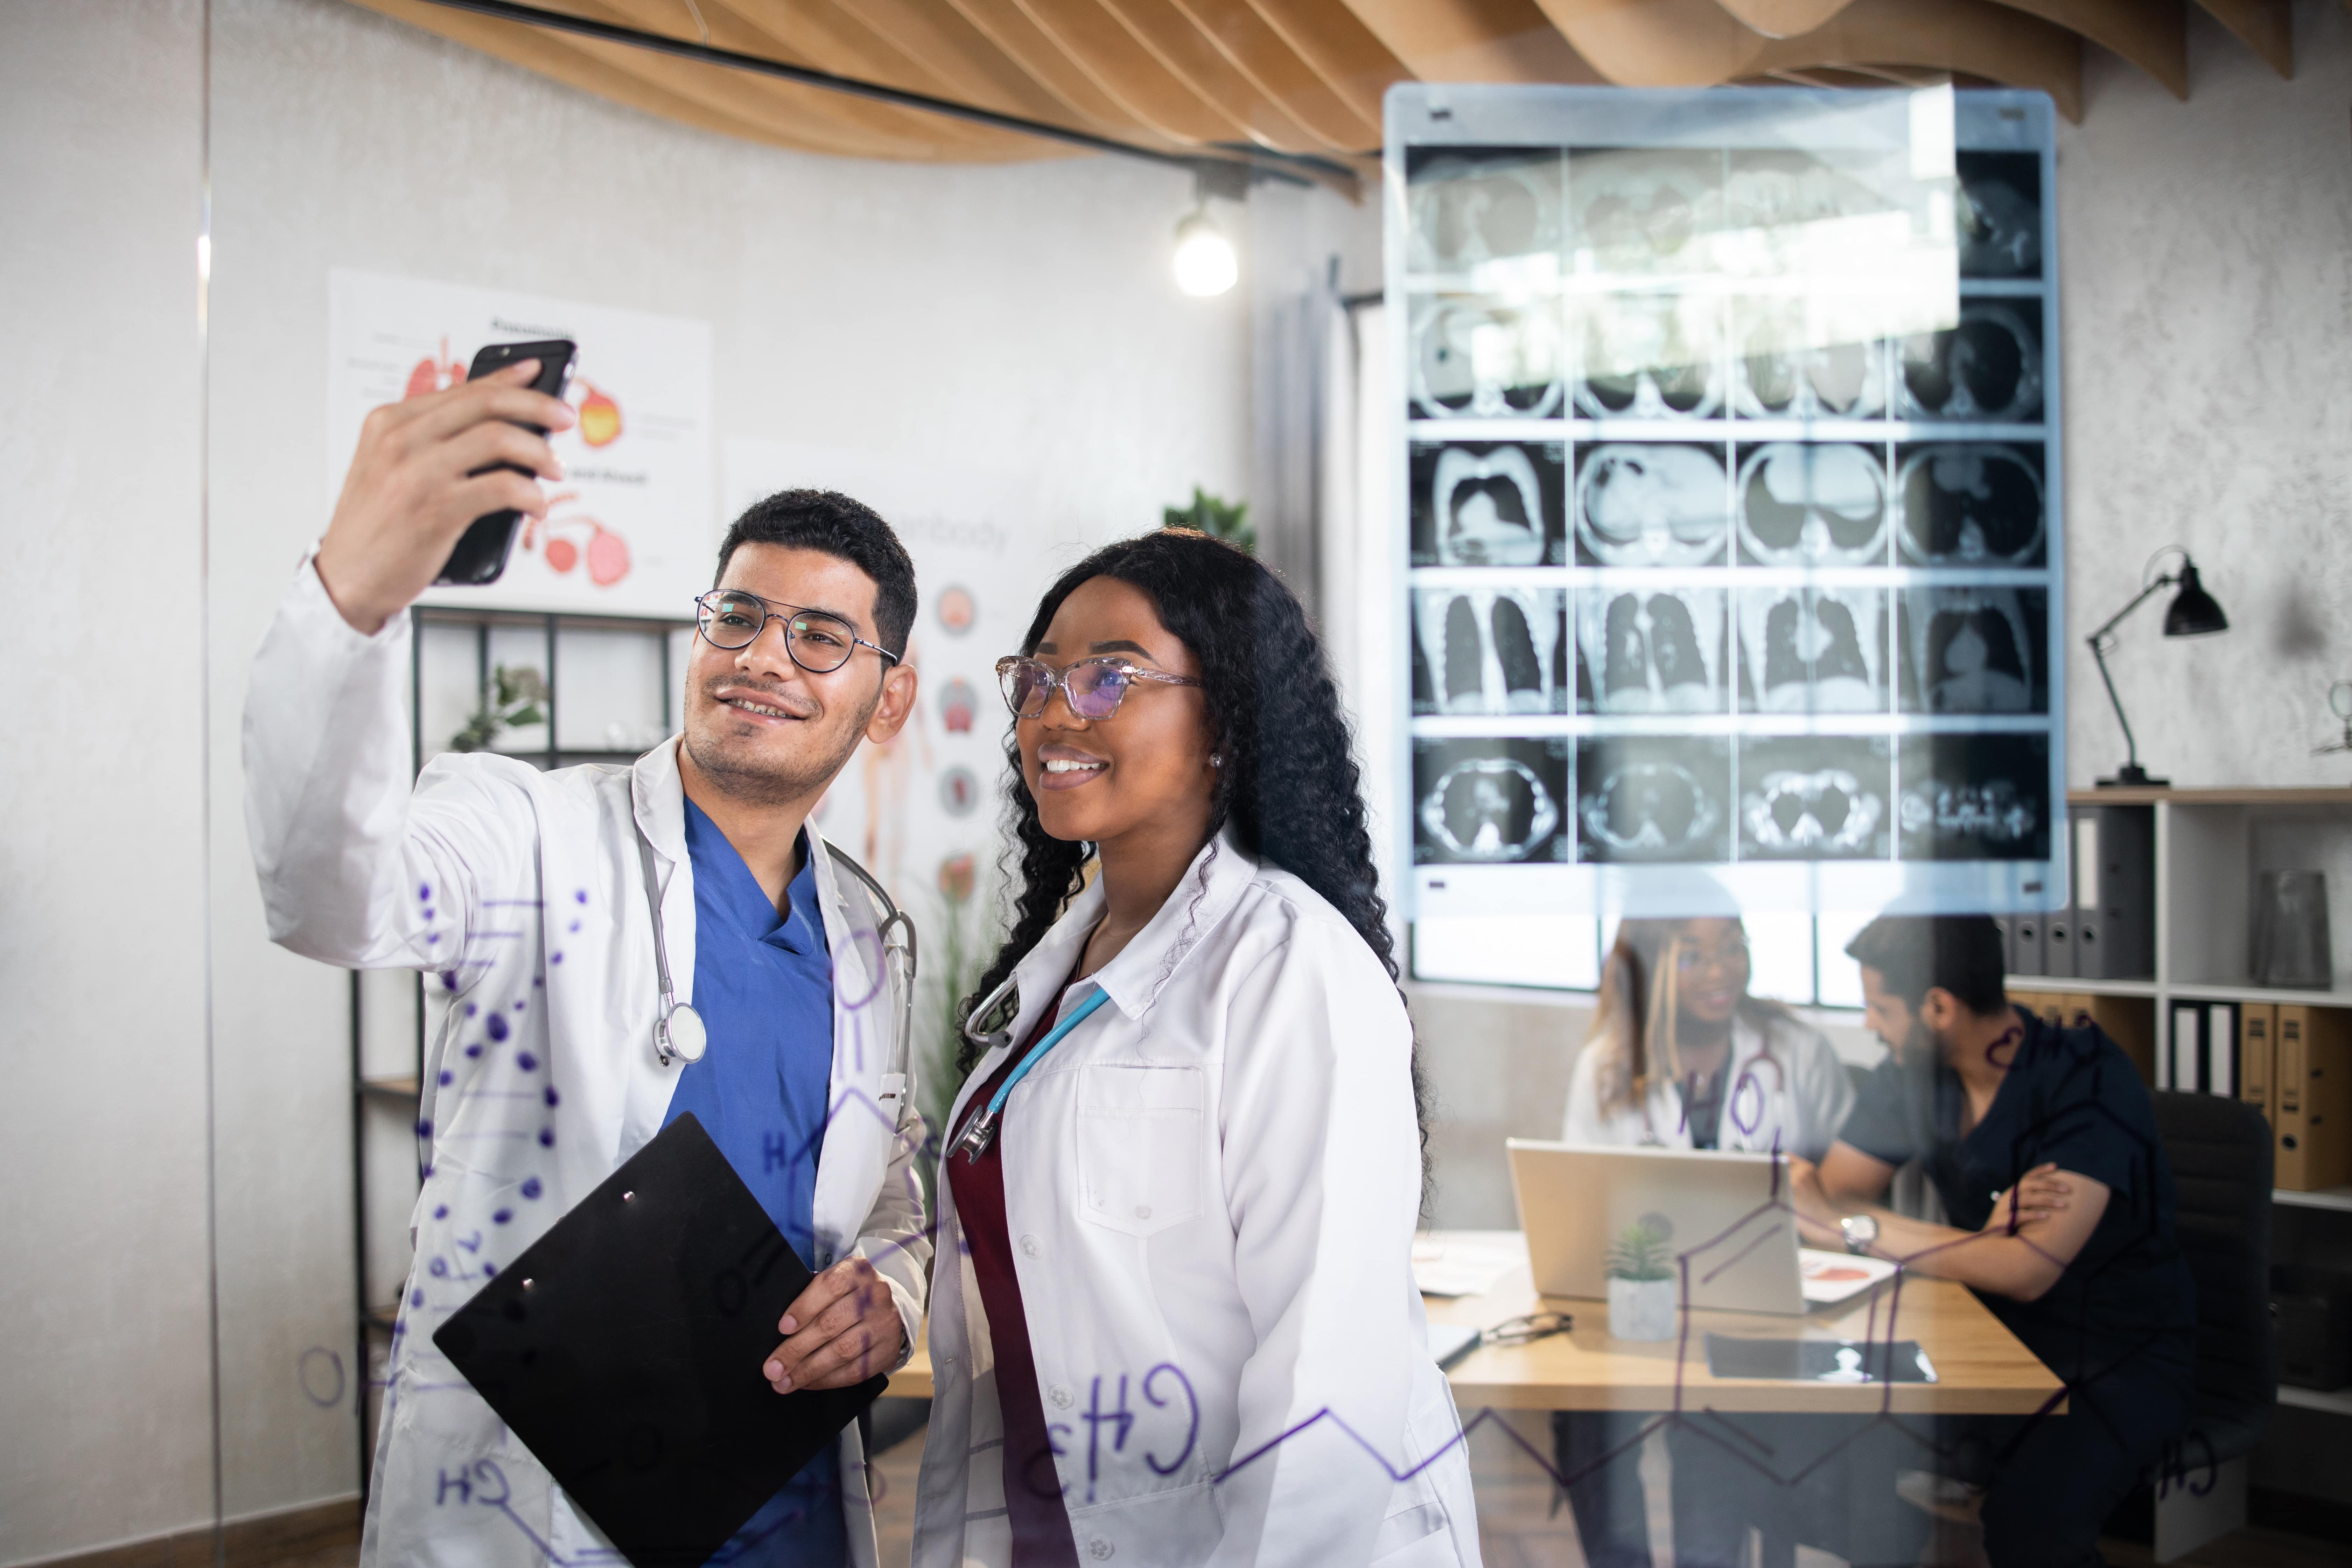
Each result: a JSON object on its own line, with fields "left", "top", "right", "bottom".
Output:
{"left": 1074, "top": 1064, "right": 1205, "bottom": 1238}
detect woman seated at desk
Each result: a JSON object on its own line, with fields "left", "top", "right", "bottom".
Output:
{"left": 1562, "top": 917, "right": 1854, "bottom": 1158}
{"left": 1555, "top": 917, "right": 1863, "bottom": 1568}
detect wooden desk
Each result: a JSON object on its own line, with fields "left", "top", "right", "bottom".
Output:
{"left": 1422, "top": 1233, "right": 2065, "bottom": 1416}
{"left": 887, "top": 1234, "right": 2066, "bottom": 1416}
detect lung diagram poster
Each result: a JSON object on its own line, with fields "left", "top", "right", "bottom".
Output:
{"left": 328, "top": 268, "right": 713, "bottom": 617}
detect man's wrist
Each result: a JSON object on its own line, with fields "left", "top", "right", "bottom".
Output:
{"left": 1838, "top": 1213, "right": 1881, "bottom": 1255}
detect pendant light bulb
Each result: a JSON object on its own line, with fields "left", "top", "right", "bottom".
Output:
{"left": 1173, "top": 209, "right": 1238, "bottom": 297}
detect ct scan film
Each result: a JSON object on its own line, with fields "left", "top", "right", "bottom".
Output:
{"left": 1387, "top": 86, "right": 2064, "bottom": 917}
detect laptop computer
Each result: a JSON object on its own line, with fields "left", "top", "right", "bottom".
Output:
{"left": 1507, "top": 1140, "right": 1893, "bottom": 1317}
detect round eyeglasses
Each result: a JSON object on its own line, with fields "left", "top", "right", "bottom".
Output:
{"left": 996, "top": 655, "right": 1201, "bottom": 721}
{"left": 695, "top": 589, "right": 902, "bottom": 674}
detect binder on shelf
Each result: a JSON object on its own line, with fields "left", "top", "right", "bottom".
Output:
{"left": 2070, "top": 807, "right": 2156, "bottom": 981}
{"left": 2012, "top": 913, "right": 2046, "bottom": 978}
{"left": 2046, "top": 910, "right": 2075, "bottom": 978}
{"left": 2277, "top": 1006, "right": 2352, "bottom": 1193}
{"left": 1993, "top": 916, "right": 2015, "bottom": 972}
{"left": 2205, "top": 1002, "right": 2238, "bottom": 1101}
{"left": 2241, "top": 1004, "right": 2278, "bottom": 1125}
{"left": 2077, "top": 994, "right": 2156, "bottom": 1086}
{"left": 2169, "top": 1003, "right": 2203, "bottom": 1093}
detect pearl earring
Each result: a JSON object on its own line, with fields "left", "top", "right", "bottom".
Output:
{"left": 1210, "top": 753, "right": 1224, "bottom": 768}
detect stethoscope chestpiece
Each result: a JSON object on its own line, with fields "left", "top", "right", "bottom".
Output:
{"left": 657, "top": 1000, "right": 707, "bottom": 1066}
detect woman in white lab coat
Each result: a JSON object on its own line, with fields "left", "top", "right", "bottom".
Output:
{"left": 1555, "top": 918, "right": 1855, "bottom": 1568}
{"left": 912, "top": 530, "right": 1479, "bottom": 1568}
{"left": 1562, "top": 918, "right": 1853, "bottom": 1160}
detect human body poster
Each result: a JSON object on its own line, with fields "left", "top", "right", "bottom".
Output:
{"left": 328, "top": 268, "right": 714, "bottom": 617}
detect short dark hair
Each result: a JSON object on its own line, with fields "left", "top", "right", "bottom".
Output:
{"left": 714, "top": 489, "right": 917, "bottom": 658}
{"left": 1844, "top": 915, "right": 2009, "bottom": 1016}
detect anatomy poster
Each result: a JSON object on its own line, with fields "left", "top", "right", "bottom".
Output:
{"left": 1389, "top": 86, "right": 2065, "bottom": 916}
{"left": 328, "top": 269, "right": 713, "bottom": 617}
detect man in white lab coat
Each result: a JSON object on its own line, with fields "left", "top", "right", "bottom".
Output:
{"left": 243, "top": 361, "right": 931, "bottom": 1568}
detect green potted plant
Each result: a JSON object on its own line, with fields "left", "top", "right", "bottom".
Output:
{"left": 449, "top": 664, "right": 549, "bottom": 754}
{"left": 1162, "top": 486, "right": 1255, "bottom": 555}
{"left": 1606, "top": 1214, "right": 1678, "bottom": 1341}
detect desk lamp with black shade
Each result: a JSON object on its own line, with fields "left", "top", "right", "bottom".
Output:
{"left": 2086, "top": 546, "right": 2229, "bottom": 788}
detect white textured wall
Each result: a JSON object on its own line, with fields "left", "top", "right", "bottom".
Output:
{"left": 2058, "top": 3, "right": 2352, "bottom": 789}
{"left": 202, "top": 0, "right": 1253, "bottom": 1525}
{"left": 0, "top": 2, "right": 215, "bottom": 1562}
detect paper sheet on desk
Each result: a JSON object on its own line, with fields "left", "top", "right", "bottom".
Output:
{"left": 1414, "top": 1230, "right": 1528, "bottom": 1298}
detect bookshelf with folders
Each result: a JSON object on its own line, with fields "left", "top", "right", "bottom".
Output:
{"left": 2005, "top": 786, "right": 2352, "bottom": 1412}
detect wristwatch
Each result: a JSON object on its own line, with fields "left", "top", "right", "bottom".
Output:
{"left": 1838, "top": 1214, "right": 1880, "bottom": 1256}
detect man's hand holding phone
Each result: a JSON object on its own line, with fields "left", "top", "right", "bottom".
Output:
{"left": 314, "top": 359, "right": 576, "bottom": 635}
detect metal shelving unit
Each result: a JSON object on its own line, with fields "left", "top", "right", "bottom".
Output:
{"left": 350, "top": 603, "right": 691, "bottom": 1494}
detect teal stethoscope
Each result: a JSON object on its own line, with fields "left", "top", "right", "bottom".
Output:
{"left": 951, "top": 974, "right": 1111, "bottom": 1161}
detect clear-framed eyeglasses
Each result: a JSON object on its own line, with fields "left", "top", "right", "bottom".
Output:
{"left": 695, "top": 588, "right": 902, "bottom": 675}
{"left": 996, "top": 654, "right": 1202, "bottom": 721}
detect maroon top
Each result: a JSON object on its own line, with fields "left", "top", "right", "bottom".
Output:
{"left": 947, "top": 993, "right": 1083, "bottom": 1567}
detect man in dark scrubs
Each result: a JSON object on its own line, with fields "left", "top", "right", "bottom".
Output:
{"left": 1788, "top": 915, "right": 2196, "bottom": 1567}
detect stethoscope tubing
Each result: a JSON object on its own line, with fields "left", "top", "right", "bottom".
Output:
{"left": 632, "top": 811, "right": 916, "bottom": 1080}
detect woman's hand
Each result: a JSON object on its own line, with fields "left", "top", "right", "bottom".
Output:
{"left": 762, "top": 1255, "right": 903, "bottom": 1393}
{"left": 1984, "top": 1163, "right": 2074, "bottom": 1231}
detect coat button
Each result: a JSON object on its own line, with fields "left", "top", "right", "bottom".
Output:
{"left": 1086, "top": 1540, "right": 1114, "bottom": 1560}
{"left": 1020, "top": 1234, "right": 1041, "bottom": 1259}
{"left": 1048, "top": 1385, "right": 1072, "bottom": 1409}
{"left": 1132, "top": 1205, "right": 1151, "bottom": 1221}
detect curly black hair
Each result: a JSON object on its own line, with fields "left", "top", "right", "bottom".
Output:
{"left": 957, "top": 528, "right": 1430, "bottom": 1157}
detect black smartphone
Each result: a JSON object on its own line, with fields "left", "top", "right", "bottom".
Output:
{"left": 434, "top": 338, "right": 578, "bottom": 586}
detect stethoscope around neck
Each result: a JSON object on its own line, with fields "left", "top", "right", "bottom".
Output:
{"left": 636, "top": 823, "right": 707, "bottom": 1066}
{"left": 632, "top": 813, "right": 919, "bottom": 1076}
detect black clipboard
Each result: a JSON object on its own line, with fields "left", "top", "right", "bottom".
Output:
{"left": 433, "top": 1113, "right": 888, "bottom": 1568}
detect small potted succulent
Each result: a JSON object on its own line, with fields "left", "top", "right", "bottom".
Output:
{"left": 1606, "top": 1214, "right": 1678, "bottom": 1341}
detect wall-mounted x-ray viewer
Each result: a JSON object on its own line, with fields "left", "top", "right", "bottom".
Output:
{"left": 1385, "top": 83, "right": 2066, "bottom": 918}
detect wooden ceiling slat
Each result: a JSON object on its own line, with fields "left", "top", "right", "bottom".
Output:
{"left": 1164, "top": 0, "right": 1382, "bottom": 147}
{"left": 1238, "top": 0, "right": 1416, "bottom": 127}
{"left": 1715, "top": 0, "right": 1858, "bottom": 36}
{"left": 562, "top": 0, "right": 1054, "bottom": 154}
{"left": 1530, "top": 0, "right": 1776, "bottom": 86}
{"left": 351, "top": 0, "right": 1025, "bottom": 159}
{"left": 356, "top": 0, "right": 2301, "bottom": 173}
{"left": 1991, "top": 0, "right": 2186, "bottom": 98}
{"left": 1087, "top": 0, "right": 1352, "bottom": 150}
{"left": 1336, "top": 0, "right": 1605, "bottom": 84}
{"left": 1017, "top": 0, "right": 1275, "bottom": 146}
{"left": 1762, "top": 64, "right": 1892, "bottom": 86}
{"left": 943, "top": 0, "right": 1196, "bottom": 144}
{"left": 2194, "top": 0, "right": 2292, "bottom": 77}
{"left": 615, "top": 0, "right": 949, "bottom": 100}
{"left": 556, "top": 27, "right": 1039, "bottom": 156}
{"left": 1749, "top": 0, "right": 2086, "bottom": 120}
{"left": 721, "top": 0, "right": 1111, "bottom": 131}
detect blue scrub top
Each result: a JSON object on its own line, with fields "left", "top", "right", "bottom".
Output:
{"left": 664, "top": 799, "right": 846, "bottom": 1568}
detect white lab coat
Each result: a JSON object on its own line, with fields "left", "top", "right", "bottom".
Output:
{"left": 243, "top": 559, "right": 929, "bottom": 1568}
{"left": 913, "top": 832, "right": 1481, "bottom": 1568}
{"left": 1560, "top": 1010, "right": 1854, "bottom": 1161}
